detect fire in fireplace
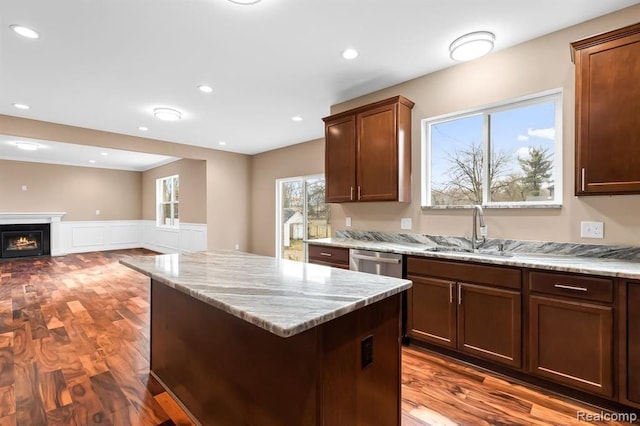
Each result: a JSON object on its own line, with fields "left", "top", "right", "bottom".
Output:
{"left": 0, "top": 224, "right": 50, "bottom": 259}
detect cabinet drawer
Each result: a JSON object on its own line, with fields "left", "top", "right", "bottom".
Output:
{"left": 308, "top": 245, "right": 349, "bottom": 265}
{"left": 407, "top": 257, "right": 521, "bottom": 290}
{"left": 528, "top": 271, "right": 613, "bottom": 303}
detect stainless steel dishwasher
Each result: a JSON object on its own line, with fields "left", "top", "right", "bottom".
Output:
{"left": 349, "top": 249, "right": 409, "bottom": 343}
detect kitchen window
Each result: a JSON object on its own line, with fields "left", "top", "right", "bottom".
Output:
{"left": 421, "top": 90, "right": 562, "bottom": 208}
{"left": 276, "top": 175, "right": 330, "bottom": 262}
{"left": 157, "top": 175, "right": 179, "bottom": 227}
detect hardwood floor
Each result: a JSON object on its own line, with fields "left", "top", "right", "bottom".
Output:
{"left": 0, "top": 250, "right": 636, "bottom": 425}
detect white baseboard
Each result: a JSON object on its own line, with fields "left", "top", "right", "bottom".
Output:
{"left": 58, "top": 220, "right": 207, "bottom": 255}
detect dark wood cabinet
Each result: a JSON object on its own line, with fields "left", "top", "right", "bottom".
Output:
{"left": 528, "top": 271, "right": 614, "bottom": 397}
{"left": 323, "top": 96, "right": 414, "bottom": 203}
{"left": 571, "top": 23, "right": 640, "bottom": 195}
{"left": 407, "top": 257, "right": 522, "bottom": 368}
{"left": 307, "top": 244, "right": 349, "bottom": 269}
{"left": 627, "top": 282, "right": 640, "bottom": 404}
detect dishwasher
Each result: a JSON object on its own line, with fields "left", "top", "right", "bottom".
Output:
{"left": 349, "top": 249, "right": 409, "bottom": 344}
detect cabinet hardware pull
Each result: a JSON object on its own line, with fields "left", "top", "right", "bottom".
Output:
{"left": 357, "top": 186, "right": 361, "bottom": 200}
{"left": 458, "top": 284, "right": 462, "bottom": 305}
{"left": 449, "top": 283, "right": 453, "bottom": 304}
{"left": 554, "top": 283, "right": 588, "bottom": 292}
{"left": 351, "top": 254, "right": 401, "bottom": 264}
{"left": 350, "top": 186, "right": 354, "bottom": 201}
{"left": 320, "top": 252, "right": 332, "bottom": 257}
{"left": 581, "top": 168, "right": 585, "bottom": 192}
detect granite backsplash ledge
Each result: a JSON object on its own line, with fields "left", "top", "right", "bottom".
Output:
{"left": 334, "top": 230, "right": 640, "bottom": 262}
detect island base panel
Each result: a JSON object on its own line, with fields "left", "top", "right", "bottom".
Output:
{"left": 150, "top": 280, "right": 401, "bottom": 425}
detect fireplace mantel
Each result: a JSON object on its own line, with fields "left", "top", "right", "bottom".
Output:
{"left": 0, "top": 212, "right": 66, "bottom": 255}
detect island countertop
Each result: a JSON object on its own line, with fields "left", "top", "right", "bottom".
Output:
{"left": 120, "top": 249, "right": 412, "bottom": 338}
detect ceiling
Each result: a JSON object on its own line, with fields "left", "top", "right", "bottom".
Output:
{"left": 1, "top": 0, "right": 637, "bottom": 166}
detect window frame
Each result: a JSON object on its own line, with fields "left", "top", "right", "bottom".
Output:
{"left": 156, "top": 174, "right": 179, "bottom": 228}
{"left": 421, "top": 89, "right": 563, "bottom": 209}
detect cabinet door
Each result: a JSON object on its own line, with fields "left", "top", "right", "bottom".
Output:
{"left": 628, "top": 283, "right": 640, "bottom": 403}
{"left": 574, "top": 25, "right": 640, "bottom": 195}
{"left": 325, "top": 115, "right": 357, "bottom": 202}
{"left": 457, "top": 283, "right": 522, "bottom": 368}
{"left": 529, "top": 295, "right": 613, "bottom": 397}
{"left": 356, "top": 103, "right": 398, "bottom": 201}
{"left": 406, "top": 275, "right": 456, "bottom": 349}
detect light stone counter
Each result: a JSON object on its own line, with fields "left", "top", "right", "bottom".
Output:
{"left": 121, "top": 249, "right": 412, "bottom": 338}
{"left": 308, "top": 232, "right": 640, "bottom": 280}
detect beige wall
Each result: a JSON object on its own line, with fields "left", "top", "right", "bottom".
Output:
{"left": 0, "top": 159, "right": 141, "bottom": 220}
{"left": 142, "top": 159, "right": 206, "bottom": 223}
{"left": 250, "top": 139, "right": 324, "bottom": 255}
{"left": 332, "top": 5, "right": 640, "bottom": 246}
{"left": 0, "top": 115, "right": 251, "bottom": 251}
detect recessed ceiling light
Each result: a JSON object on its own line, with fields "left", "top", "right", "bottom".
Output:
{"left": 100, "top": 152, "right": 108, "bottom": 156}
{"left": 198, "top": 85, "right": 213, "bottom": 93}
{"left": 342, "top": 48, "right": 359, "bottom": 60}
{"left": 153, "top": 107, "right": 182, "bottom": 121}
{"left": 10, "top": 25, "right": 39, "bottom": 39}
{"left": 138, "top": 126, "right": 149, "bottom": 131}
{"left": 228, "top": 0, "right": 262, "bottom": 4}
{"left": 89, "top": 160, "right": 96, "bottom": 164}
{"left": 13, "top": 103, "right": 30, "bottom": 110}
{"left": 449, "top": 31, "right": 495, "bottom": 61}
{"left": 218, "top": 141, "right": 227, "bottom": 146}
{"left": 14, "top": 141, "right": 39, "bottom": 151}
{"left": 291, "top": 116, "right": 303, "bottom": 122}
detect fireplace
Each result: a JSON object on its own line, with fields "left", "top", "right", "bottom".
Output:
{"left": 0, "top": 224, "right": 51, "bottom": 259}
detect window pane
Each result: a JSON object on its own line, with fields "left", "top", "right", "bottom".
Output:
{"left": 162, "top": 179, "right": 172, "bottom": 202}
{"left": 306, "top": 178, "right": 330, "bottom": 241}
{"left": 173, "top": 203, "right": 179, "bottom": 221}
{"left": 281, "top": 181, "right": 304, "bottom": 261}
{"left": 161, "top": 204, "right": 172, "bottom": 226}
{"left": 430, "top": 115, "right": 483, "bottom": 205}
{"left": 489, "top": 101, "right": 556, "bottom": 202}
{"left": 173, "top": 177, "right": 179, "bottom": 202}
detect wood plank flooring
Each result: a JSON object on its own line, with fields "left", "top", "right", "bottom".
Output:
{"left": 0, "top": 250, "right": 636, "bottom": 425}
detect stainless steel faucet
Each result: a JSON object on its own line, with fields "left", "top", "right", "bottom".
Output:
{"left": 471, "top": 205, "right": 486, "bottom": 251}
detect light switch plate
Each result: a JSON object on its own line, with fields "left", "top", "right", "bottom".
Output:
{"left": 400, "top": 218, "right": 412, "bottom": 230}
{"left": 346, "top": 217, "right": 352, "bottom": 227}
{"left": 581, "top": 221, "right": 604, "bottom": 239}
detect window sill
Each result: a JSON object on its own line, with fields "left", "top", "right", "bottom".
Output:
{"left": 422, "top": 203, "right": 562, "bottom": 210}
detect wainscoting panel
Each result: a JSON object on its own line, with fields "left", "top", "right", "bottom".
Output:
{"left": 58, "top": 220, "right": 207, "bottom": 255}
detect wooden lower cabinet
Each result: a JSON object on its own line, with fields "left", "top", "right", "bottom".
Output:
{"left": 628, "top": 283, "right": 640, "bottom": 404}
{"left": 458, "top": 283, "right": 521, "bottom": 368}
{"left": 407, "top": 276, "right": 456, "bottom": 349}
{"left": 528, "top": 295, "right": 613, "bottom": 397}
{"left": 406, "top": 257, "right": 522, "bottom": 369}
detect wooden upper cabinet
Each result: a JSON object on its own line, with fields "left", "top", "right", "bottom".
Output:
{"left": 571, "top": 23, "right": 640, "bottom": 195}
{"left": 323, "top": 96, "right": 414, "bottom": 203}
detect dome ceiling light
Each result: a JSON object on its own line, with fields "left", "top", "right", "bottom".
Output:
{"left": 341, "top": 48, "right": 359, "bottom": 60}
{"left": 449, "top": 31, "right": 495, "bottom": 61}
{"left": 10, "top": 25, "right": 40, "bottom": 39}
{"left": 153, "top": 107, "right": 182, "bottom": 121}
{"left": 228, "top": 0, "right": 262, "bottom": 4}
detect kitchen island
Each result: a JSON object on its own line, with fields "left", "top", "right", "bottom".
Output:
{"left": 121, "top": 249, "right": 412, "bottom": 426}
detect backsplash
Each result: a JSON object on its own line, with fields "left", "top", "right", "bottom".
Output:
{"left": 335, "top": 230, "right": 640, "bottom": 261}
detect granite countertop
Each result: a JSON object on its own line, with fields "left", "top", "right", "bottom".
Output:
{"left": 120, "top": 249, "right": 411, "bottom": 338}
{"left": 307, "top": 233, "right": 640, "bottom": 280}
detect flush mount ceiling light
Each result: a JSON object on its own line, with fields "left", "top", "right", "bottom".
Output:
{"left": 228, "top": 0, "right": 262, "bottom": 4}
{"left": 449, "top": 31, "right": 495, "bottom": 61}
{"left": 198, "top": 85, "right": 213, "bottom": 93}
{"left": 341, "top": 48, "right": 359, "bottom": 60}
{"left": 218, "top": 141, "right": 227, "bottom": 146}
{"left": 138, "top": 126, "right": 149, "bottom": 131}
{"left": 153, "top": 107, "right": 182, "bottom": 121}
{"left": 13, "top": 141, "right": 39, "bottom": 151}
{"left": 10, "top": 25, "right": 40, "bottom": 39}
{"left": 291, "top": 116, "right": 303, "bottom": 122}
{"left": 12, "top": 103, "right": 30, "bottom": 110}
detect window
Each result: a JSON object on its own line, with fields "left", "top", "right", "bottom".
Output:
{"left": 422, "top": 90, "right": 562, "bottom": 208}
{"left": 157, "top": 175, "right": 179, "bottom": 227}
{"left": 276, "top": 175, "right": 330, "bottom": 261}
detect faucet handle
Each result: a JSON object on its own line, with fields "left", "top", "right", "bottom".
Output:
{"left": 498, "top": 243, "right": 504, "bottom": 252}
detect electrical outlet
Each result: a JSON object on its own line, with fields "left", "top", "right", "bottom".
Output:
{"left": 346, "top": 217, "right": 352, "bottom": 227}
{"left": 95, "top": 210, "right": 100, "bottom": 215}
{"left": 400, "top": 218, "right": 412, "bottom": 230}
{"left": 235, "top": 244, "right": 240, "bottom": 250}
{"left": 581, "top": 221, "right": 604, "bottom": 239}
{"left": 21, "top": 185, "right": 27, "bottom": 191}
